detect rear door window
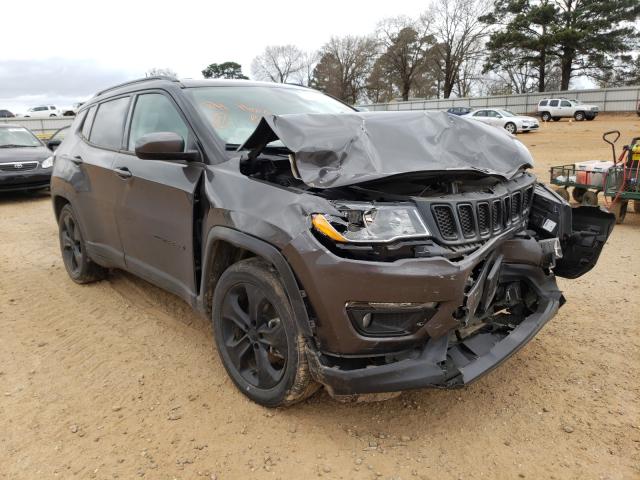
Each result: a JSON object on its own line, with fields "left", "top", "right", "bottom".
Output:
{"left": 81, "top": 106, "right": 97, "bottom": 139}
{"left": 89, "top": 97, "right": 130, "bottom": 150}
{"left": 474, "top": 110, "right": 487, "bottom": 117}
{"left": 539, "top": 100, "right": 548, "bottom": 106}
{"left": 549, "top": 100, "right": 559, "bottom": 107}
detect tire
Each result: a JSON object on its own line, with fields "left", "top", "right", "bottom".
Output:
{"left": 504, "top": 122, "right": 517, "bottom": 134}
{"left": 572, "top": 187, "right": 587, "bottom": 203}
{"left": 58, "top": 204, "right": 106, "bottom": 283}
{"left": 553, "top": 186, "right": 570, "bottom": 201}
{"left": 574, "top": 111, "right": 585, "bottom": 121}
{"left": 541, "top": 112, "right": 551, "bottom": 122}
{"left": 212, "top": 258, "right": 318, "bottom": 407}
{"left": 581, "top": 190, "right": 598, "bottom": 206}
{"left": 609, "top": 199, "right": 628, "bottom": 224}
{"left": 552, "top": 117, "right": 561, "bottom": 122}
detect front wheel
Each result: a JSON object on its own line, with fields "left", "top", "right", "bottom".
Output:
{"left": 212, "top": 258, "right": 318, "bottom": 407}
{"left": 504, "top": 122, "right": 517, "bottom": 134}
{"left": 58, "top": 204, "right": 106, "bottom": 283}
{"left": 574, "top": 111, "right": 585, "bottom": 121}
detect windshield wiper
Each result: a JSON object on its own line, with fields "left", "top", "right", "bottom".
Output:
{"left": 0, "top": 144, "right": 33, "bottom": 148}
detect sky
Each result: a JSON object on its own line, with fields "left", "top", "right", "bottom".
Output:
{"left": 0, "top": 0, "right": 428, "bottom": 114}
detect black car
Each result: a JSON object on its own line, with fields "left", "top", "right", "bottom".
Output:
{"left": 50, "top": 77, "right": 613, "bottom": 407}
{"left": 447, "top": 106, "right": 472, "bottom": 115}
{"left": 0, "top": 124, "right": 54, "bottom": 191}
{"left": 0, "top": 109, "right": 15, "bottom": 118}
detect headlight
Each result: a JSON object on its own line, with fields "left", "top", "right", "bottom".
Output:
{"left": 41, "top": 156, "right": 54, "bottom": 169}
{"left": 311, "top": 203, "right": 429, "bottom": 243}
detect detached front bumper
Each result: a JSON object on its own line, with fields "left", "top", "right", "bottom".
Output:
{"left": 306, "top": 264, "right": 562, "bottom": 396}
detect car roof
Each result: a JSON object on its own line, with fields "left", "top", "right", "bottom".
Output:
{"left": 84, "top": 76, "right": 311, "bottom": 110}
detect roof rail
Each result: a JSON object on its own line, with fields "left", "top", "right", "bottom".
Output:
{"left": 94, "top": 76, "right": 180, "bottom": 97}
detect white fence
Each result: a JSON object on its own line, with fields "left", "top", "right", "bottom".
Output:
{"left": 360, "top": 86, "right": 640, "bottom": 114}
{"left": 0, "top": 117, "right": 74, "bottom": 138}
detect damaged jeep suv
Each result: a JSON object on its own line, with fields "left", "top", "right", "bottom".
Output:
{"left": 50, "top": 77, "right": 614, "bottom": 407}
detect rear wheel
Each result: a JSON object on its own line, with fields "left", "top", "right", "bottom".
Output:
{"left": 581, "top": 190, "right": 599, "bottom": 206}
{"left": 541, "top": 112, "right": 551, "bottom": 122}
{"left": 574, "top": 111, "right": 585, "bottom": 121}
{"left": 212, "top": 258, "right": 318, "bottom": 407}
{"left": 572, "top": 187, "right": 587, "bottom": 203}
{"left": 609, "top": 199, "right": 628, "bottom": 224}
{"left": 504, "top": 122, "right": 517, "bottom": 134}
{"left": 58, "top": 204, "right": 106, "bottom": 283}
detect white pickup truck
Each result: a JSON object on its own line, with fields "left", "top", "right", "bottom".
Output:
{"left": 537, "top": 98, "right": 599, "bottom": 122}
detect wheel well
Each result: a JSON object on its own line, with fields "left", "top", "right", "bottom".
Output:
{"left": 53, "top": 196, "right": 70, "bottom": 223}
{"left": 202, "top": 240, "right": 255, "bottom": 316}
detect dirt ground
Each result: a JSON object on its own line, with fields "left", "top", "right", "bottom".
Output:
{"left": 1, "top": 114, "right": 639, "bottom": 480}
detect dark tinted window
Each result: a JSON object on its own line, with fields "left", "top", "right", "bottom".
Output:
{"left": 473, "top": 110, "right": 487, "bottom": 117}
{"left": 539, "top": 100, "right": 548, "bottom": 106}
{"left": 549, "top": 100, "right": 559, "bottom": 107}
{"left": 128, "top": 93, "right": 189, "bottom": 151}
{"left": 81, "top": 106, "right": 96, "bottom": 139}
{"left": 89, "top": 97, "right": 130, "bottom": 149}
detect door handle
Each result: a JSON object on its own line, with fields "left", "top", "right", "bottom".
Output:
{"left": 113, "top": 166, "right": 132, "bottom": 179}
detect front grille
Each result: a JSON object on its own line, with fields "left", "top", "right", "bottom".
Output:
{"left": 0, "top": 161, "right": 38, "bottom": 172}
{"left": 428, "top": 181, "right": 535, "bottom": 244}
{"left": 432, "top": 205, "right": 457, "bottom": 240}
{"left": 458, "top": 204, "right": 475, "bottom": 238}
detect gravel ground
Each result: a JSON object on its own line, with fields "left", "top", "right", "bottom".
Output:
{"left": 1, "top": 114, "right": 639, "bottom": 480}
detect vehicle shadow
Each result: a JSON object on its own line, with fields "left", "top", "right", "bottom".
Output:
{"left": 0, "top": 189, "right": 50, "bottom": 205}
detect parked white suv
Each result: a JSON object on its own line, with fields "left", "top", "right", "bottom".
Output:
{"left": 23, "top": 105, "right": 61, "bottom": 118}
{"left": 537, "top": 99, "right": 599, "bottom": 122}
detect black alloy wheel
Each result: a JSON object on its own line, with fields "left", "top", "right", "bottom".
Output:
{"left": 220, "top": 282, "right": 287, "bottom": 389}
{"left": 212, "top": 258, "right": 318, "bottom": 407}
{"left": 58, "top": 204, "right": 105, "bottom": 283}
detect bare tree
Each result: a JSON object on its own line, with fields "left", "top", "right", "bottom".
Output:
{"left": 375, "top": 16, "right": 436, "bottom": 101}
{"left": 251, "top": 45, "right": 305, "bottom": 83}
{"left": 312, "top": 36, "right": 378, "bottom": 104}
{"left": 145, "top": 67, "right": 178, "bottom": 79}
{"left": 427, "top": 0, "right": 489, "bottom": 98}
{"left": 294, "top": 51, "right": 321, "bottom": 86}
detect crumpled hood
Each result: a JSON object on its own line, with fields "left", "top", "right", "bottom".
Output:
{"left": 240, "top": 111, "right": 534, "bottom": 188}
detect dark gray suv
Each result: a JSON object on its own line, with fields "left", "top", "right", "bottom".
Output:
{"left": 50, "top": 77, "right": 614, "bottom": 406}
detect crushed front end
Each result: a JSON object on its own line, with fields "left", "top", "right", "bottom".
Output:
{"left": 239, "top": 111, "right": 614, "bottom": 397}
{"left": 283, "top": 174, "right": 613, "bottom": 396}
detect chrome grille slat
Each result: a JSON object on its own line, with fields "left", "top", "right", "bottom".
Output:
{"left": 0, "top": 161, "right": 39, "bottom": 172}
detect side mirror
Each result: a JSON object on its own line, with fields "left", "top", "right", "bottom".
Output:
{"left": 47, "top": 139, "right": 61, "bottom": 151}
{"left": 134, "top": 132, "right": 200, "bottom": 161}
